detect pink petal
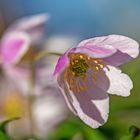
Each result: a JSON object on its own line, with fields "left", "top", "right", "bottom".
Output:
{"left": 53, "top": 48, "right": 75, "bottom": 76}
{"left": 104, "top": 51, "right": 133, "bottom": 66}
{"left": 78, "top": 35, "right": 139, "bottom": 66}
{"left": 77, "top": 40, "right": 117, "bottom": 58}
{"left": 1, "top": 31, "right": 30, "bottom": 65}
{"left": 53, "top": 54, "right": 69, "bottom": 76}
{"left": 58, "top": 70, "right": 109, "bottom": 128}
{"left": 6, "top": 13, "right": 49, "bottom": 44}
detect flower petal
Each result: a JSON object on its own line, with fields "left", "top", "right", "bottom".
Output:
{"left": 57, "top": 76, "right": 77, "bottom": 115}
{"left": 78, "top": 35, "right": 139, "bottom": 66}
{"left": 79, "top": 35, "right": 139, "bottom": 57}
{"left": 7, "top": 13, "right": 49, "bottom": 44}
{"left": 1, "top": 31, "right": 30, "bottom": 65}
{"left": 58, "top": 70, "right": 109, "bottom": 128}
{"left": 53, "top": 48, "right": 75, "bottom": 76}
{"left": 76, "top": 41, "right": 117, "bottom": 58}
{"left": 105, "top": 65, "right": 133, "bottom": 97}
{"left": 53, "top": 54, "right": 69, "bottom": 77}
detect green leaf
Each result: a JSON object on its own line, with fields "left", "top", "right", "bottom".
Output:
{"left": 0, "top": 117, "right": 20, "bottom": 133}
{"left": 120, "top": 135, "right": 133, "bottom": 140}
{"left": 0, "top": 117, "right": 20, "bottom": 140}
{"left": 0, "top": 131, "right": 10, "bottom": 140}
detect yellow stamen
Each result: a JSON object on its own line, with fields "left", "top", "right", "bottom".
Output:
{"left": 72, "top": 72, "right": 75, "bottom": 76}
{"left": 99, "top": 64, "right": 104, "bottom": 68}
{"left": 96, "top": 66, "right": 99, "bottom": 71}
{"left": 80, "top": 55, "right": 83, "bottom": 59}
{"left": 94, "top": 60, "right": 98, "bottom": 63}
{"left": 87, "top": 56, "right": 90, "bottom": 60}
{"left": 72, "top": 62, "right": 74, "bottom": 65}
{"left": 64, "top": 53, "right": 108, "bottom": 93}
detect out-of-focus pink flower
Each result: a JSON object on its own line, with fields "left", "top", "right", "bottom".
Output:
{"left": 0, "top": 13, "right": 48, "bottom": 65}
{"left": 54, "top": 35, "right": 139, "bottom": 128}
{"left": 1, "top": 32, "right": 30, "bottom": 65}
{"left": 0, "top": 13, "right": 49, "bottom": 94}
{"left": 7, "top": 13, "right": 48, "bottom": 44}
{"left": 0, "top": 14, "right": 69, "bottom": 139}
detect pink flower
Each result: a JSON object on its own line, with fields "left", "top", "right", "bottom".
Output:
{"left": 0, "top": 13, "right": 48, "bottom": 65}
{"left": 54, "top": 35, "right": 139, "bottom": 128}
{"left": 0, "top": 14, "right": 48, "bottom": 94}
{"left": 0, "top": 13, "right": 49, "bottom": 94}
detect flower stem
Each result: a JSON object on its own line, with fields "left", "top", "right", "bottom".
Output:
{"left": 28, "top": 61, "right": 36, "bottom": 138}
{"left": 34, "top": 51, "right": 62, "bottom": 62}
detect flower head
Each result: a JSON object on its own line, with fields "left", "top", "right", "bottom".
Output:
{"left": 0, "top": 13, "right": 48, "bottom": 65}
{"left": 54, "top": 35, "right": 139, "bottom": 128}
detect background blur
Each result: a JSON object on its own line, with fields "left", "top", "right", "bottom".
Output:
{"left": 0, "top": 0, "right": 140, "bottom": 140}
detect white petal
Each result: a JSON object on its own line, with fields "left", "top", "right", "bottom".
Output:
{"left": 106, "top": 66, "right": 133, "bottom": 97}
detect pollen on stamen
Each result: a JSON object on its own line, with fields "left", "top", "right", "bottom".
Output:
{"left": 80, "top": 55, "right": 83, "bottom": 59}
{"left": 95, "top": 67, "right": 99, "bottom": 70}
{"left": 72, "top": 72, "right": 75, "bottom": 76}
{"left": 72, "top": 62, "right": 74, "bottom": 65}
{"left": 99, "top": 64, "right": 104, "bottom": 68}
{"left": 94, "top": 60, "right": 98, "bottom": 63}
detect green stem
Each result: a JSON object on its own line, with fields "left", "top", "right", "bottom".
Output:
{"left": 28, "top": 61, "right": 36, "bottom": 138}
{"left": 34, "top": 51, "right": 62, "bottom": 62}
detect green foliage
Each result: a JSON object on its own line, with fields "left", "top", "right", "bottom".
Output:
{"left": 0, "top": 131, "right": 10, "bottom": 140}
{"left": 120, "top": 126, "right": 140, "bottom": 140}
{"left": 47, "top": 118, "right": 108, "bottom": 140}
{"left": 0, "top": 117, "right": 20, "bottom": 140}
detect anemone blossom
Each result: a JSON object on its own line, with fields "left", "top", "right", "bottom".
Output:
{"left": 0, "top": 13, "right": 48, "bottom": 94}
{"left": 0, "top": 13, "right": 48, "bottom": 65}
{"left": 54, "top": 35, "right": 139, "bottom": 128}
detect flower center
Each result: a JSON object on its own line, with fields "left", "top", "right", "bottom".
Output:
{"left": 64, "top": 53, "right": 108, "bottom": 93}
{"left": 70, "top": 56, "right": 88, "bottom": 77}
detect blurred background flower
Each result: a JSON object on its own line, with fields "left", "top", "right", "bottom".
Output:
{"left": 0, "top": 0, "right": 140, "bottom": 140}
{"left": 0, "top": 13, "right": 72, "bottom": 139}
